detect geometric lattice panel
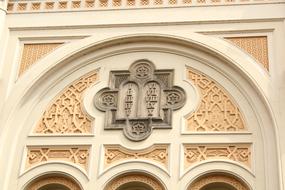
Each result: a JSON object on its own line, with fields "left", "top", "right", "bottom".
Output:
{"left": 184, "top": 144, "right": 251, "bottom": 170}
{"left": 26, "top": 146, "right": 90, "bottom": 170}
{"left": 19, "top": 43, "right": 62, "bottom": 76}
{"left": 7, "top": 0, "right": 280, "bottom": 14}
{"left": 104, "top": 144, "right": 168, "bottom": 169}
{"left": 33, "top": 70, "right": 98, "bottom": 134}
{"left": 226, "top": 36, "right": 269, "bottom": 70}
{"left": 187, "top": 68, "right": 246, "bottom": 132}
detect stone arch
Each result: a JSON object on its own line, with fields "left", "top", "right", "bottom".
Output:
{"left": 188, "top": 173, "right": 249, "bottom": 190}
{"left": 104, "top": 173, "right": 165, "bottom": 190}
{"left": 25, "top": 174, "right": 82, "bottom": 190}
{"left": 0, "top": 33, "right": 280, "bottom": 190}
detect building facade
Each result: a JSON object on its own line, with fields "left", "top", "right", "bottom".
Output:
{"left": 0, "top": 1, "right": 285, "bottom": 189}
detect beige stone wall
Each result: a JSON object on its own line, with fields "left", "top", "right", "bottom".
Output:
{"left": 0, "top": 2, "right": 284, "bottom": 190}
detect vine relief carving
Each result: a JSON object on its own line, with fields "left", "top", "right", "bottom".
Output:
{"left": 188, "top": 174, "right": 249, "bottom": 190}
{"left": 184, "top": 144, "right": 251, "bottom": 169}
{"left": 27, "top": 176, "right": 81, "bottom": 190}
{"left": 104, "top": 144, "right": 168, "bottom": 169}
{"left": 95, "top": 60, "right": 186, "bottom": 141}
{"left": 187, "top": 68, "right": 246, "bottom": 132}
{"left": 26, "top": 146, "right": 89, "bottom": 170}
{"left": 105, "top": 174, "right": 164, "bottom": 190}
{"left": 34, "top": 71, "right": 98, "bottom": 134}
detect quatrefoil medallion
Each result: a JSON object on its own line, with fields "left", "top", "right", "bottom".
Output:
{"left": 94, "top": 59, "right": 186, "bottom": 141}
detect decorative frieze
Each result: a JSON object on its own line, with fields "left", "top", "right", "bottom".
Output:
{"left": 34, "top": 71, "right": 98, "bottom": 134}
{"left": 94, "top": 59, "right": 186, "bottom": 141}
{"left": 104, "top": 144, "right": 168, "bottom": 168}
{"left": 184, "top": 144, "right": 251, "bottom": 169}
{"left": 27, "top": 176, "right": 81, "bottom": 190}
{"left": 226, "top": 36, "right": 269, "bottom": 70}
{"left": 26, "top": 146, "right": 90, "bottom": 170}
{"left": 7, "top": 0, "right": 281, "bottom": 13}
{"left": 188, "top": 174, "right": 249, "bottom": 190}
{"left": 19, "top": 43, "right": 62, "bottom": 76}
{"left": 187, "top": 68, "right": 246, "bottom": 132}
{"left": 105, "top": 174, "right": 164, "bottom": 190}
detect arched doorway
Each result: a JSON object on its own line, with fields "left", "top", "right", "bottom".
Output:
{"left": 104, "top": 173, "right": 165, "bottom": 190}
{"left": 25, "top": 175, "right": 81, "bottom": 190}
{"left": 188, "top": 173, "right": 249, "bottom": 190}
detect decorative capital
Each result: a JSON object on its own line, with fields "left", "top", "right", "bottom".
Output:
{"left": 94, "top": 59, "right": 186, "bottom": 141}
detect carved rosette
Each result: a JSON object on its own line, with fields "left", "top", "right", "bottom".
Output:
{"left": 94, "top": 60, "right": 186, "bottom": 141}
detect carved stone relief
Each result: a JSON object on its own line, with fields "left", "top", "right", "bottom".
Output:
{"left": 188, "top": 174, "right": 249, "bottom": 190}
{"left": 184, "top": 144, "right": 251, "bottom": 169}
{"left": 95, "top": 60, "right": 186, "bottom": 141}
{"left": 187, "top": 68, "right": 246, "bottom": 132}
{"left": 104, "top": 144, "right": 168, "bottom": 169}
{"left": 26, "top": 146, "right": 89, "bottom": 170}
{"left": 7, "top": 0, "right": 279, "bottom": 13}
{"left": 19, "top": 43, "right": 62, "bottom": 76}
{"left": 105, "top": 173, "right": 164, "bottom": 190}
{"left": 27, "top": 176, "right": 81, "bottom": 190}
{"left": 225, "top": 36, "right": 269, "bottom": 70}
{"left": 34, "top": 71, "right": 98, "bottom": 134}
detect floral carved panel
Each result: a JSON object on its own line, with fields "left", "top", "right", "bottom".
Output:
{"left": 26, "top": 146, "right": 89, "bottom": 170}
{"left": 187, "top": 68, "right": 246, "bottom": 132}
{"left": 94, "top": 60, "right": 186, "bottom": 141}
{"left": 184, "top": 144, "right": 251, "bottom": 169}
{"left": 34, "top": 71, "right": 98, "bottom": 134}
{"left": 104, "top": 144, "right": 168, "bottom": 169}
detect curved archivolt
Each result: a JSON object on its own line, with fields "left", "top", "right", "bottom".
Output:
{"left": 188, "top": 173, "right": 249, "bottom": 190}
{"left": 25, "top": 175, "right": 81, "bottom": 190}
{"left": 187, "top": 68, "right": 246, "bottom": 132}
{"left": 104, "top": 173, "right": 165, "bottom": 190}
{"left": 33, "top": 70, "right": 98, "bottom": 134}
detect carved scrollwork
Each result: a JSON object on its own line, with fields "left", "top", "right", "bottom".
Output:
{"left": 94, "top": 60, "right": 186, "bottom": 141}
